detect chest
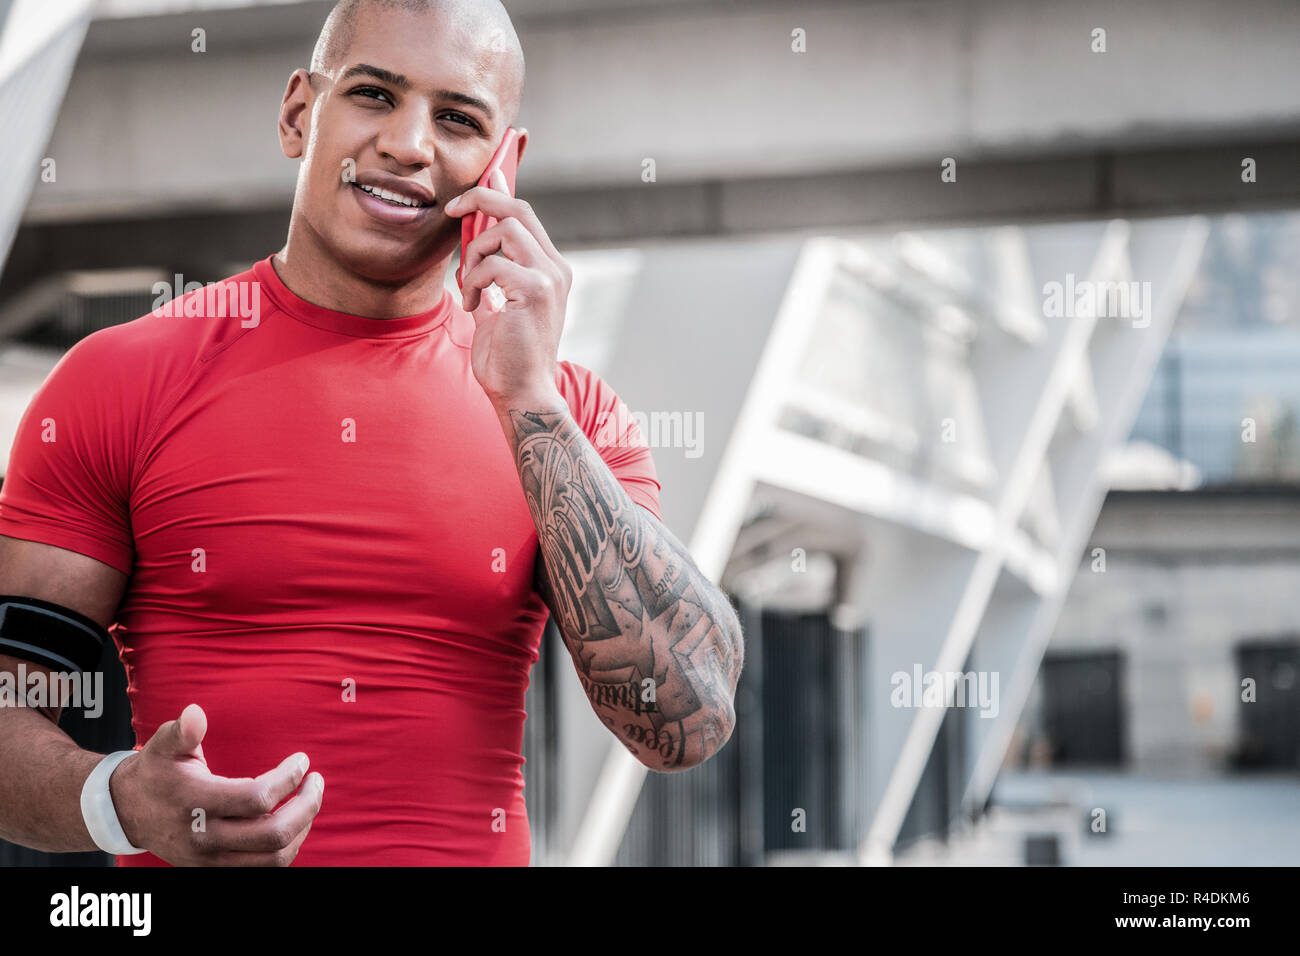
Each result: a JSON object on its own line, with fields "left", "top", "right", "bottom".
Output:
{"left": 128, "top": 344, "right": 542, "bottom": 630}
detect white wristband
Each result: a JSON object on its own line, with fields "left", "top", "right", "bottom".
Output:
{"left": 80, "top": 750, "right": 146, "bottom": 855}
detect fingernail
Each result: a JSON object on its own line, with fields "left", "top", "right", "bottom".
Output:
{"left": 297, "top": 754, "right": 309, "bottom": 775}
{"left": 445, "top": 196, "right": 460, "bottom": 211}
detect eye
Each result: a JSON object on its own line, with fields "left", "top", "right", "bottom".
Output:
{"left": 440, "top": 111, "right": 481, "bottom": 131}
{"left": 349, "top": 86, "right": 392, "bottom": 106}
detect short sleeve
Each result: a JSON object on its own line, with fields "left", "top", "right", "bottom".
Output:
{"left": 556, "top": 361, "right": 663, "bottom": 522}
{"left": 0, "top": 329, "right": 139, "bottom": 575}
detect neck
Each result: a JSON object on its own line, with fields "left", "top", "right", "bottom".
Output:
{"left": 273, "top": 217, "right": 454, "bottom": 319}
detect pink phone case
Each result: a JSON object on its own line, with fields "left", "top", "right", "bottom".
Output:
{"left": 456, "top": 127, "right": 523, "bottom": 291}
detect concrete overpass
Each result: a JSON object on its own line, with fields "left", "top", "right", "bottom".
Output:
{"left": 3, "top": 0, "right": 1298, "bottom": 297}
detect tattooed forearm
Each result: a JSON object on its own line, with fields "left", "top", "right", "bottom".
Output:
{"left": 577, "top": 673, "right": 657, "bottom": 718}
{"left": 505, "top": 404, "right": 744, "bottom": 771}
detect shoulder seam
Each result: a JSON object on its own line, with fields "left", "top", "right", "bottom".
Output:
{"left": 127, "top": 311, "right": 271, "bottom": 490}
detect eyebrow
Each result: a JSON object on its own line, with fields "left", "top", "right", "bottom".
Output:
{"left": 338, "top": 63, "right": 496, "bottom": 121}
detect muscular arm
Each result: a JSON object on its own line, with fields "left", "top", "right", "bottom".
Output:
{"left": 0, "top": 535, "right": 128, "bottom": 851}
{"left": 497, "top": 398, "right": 745, "bottom": 772}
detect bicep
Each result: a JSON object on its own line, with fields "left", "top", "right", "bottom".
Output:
{"left": 0, "top": 535, "right": 128, "bottom": 629}
{"left": 0, "top": 536, "right": 129, "bottom": 725}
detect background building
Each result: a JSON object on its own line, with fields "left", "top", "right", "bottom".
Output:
{"left": 1, "top": 0, "right": 1298, "bottom": 866}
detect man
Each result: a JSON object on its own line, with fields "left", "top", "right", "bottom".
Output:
{"left": 0, "top": 0, "right": 743, "bottom": 866}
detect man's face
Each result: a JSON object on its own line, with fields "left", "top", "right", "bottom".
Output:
{"left": 284, "top": 6, "right": 518, "bottom": 283}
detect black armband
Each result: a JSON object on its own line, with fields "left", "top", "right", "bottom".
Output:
{"left": 0, "top": 595, "right": 109, "bottom": 673}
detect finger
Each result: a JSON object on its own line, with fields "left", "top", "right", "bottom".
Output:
{"left": 461, "top": 256, "right": 543, "bottom": 314}
{"left": 149, "top": 703, "right": 207, "bottom": 759}
{"left": 461, "top": 216, "right": 546, "bottom": 294}
{"left": 201, "top": 771, "right": 324, "bottom": 854}
{"left": 206, "top": 820, "right": 314, "bottom": 867}
{"left": 446, "top": 189, "right": 562, "bottom": 262}
{"left": 179, "top": 703, "right": 207, "bottom": 762}
{"left": 193, "top": 751, "right": 312, "bottom": 818}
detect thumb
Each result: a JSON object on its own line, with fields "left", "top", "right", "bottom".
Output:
{"left": 150, "top": 703, "right": 208, "bottom": 760}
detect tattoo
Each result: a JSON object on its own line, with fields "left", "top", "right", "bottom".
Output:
{"left": 507, "top": 406, "right": 744, "bottom": 769}
{"left": 578, "top": 674, "right": 657, "bottom": 717}
{"left": 622, "top": 720, "right": 686, "bottom": 768}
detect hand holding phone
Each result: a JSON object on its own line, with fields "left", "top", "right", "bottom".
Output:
{"left": 456, "top": 127, "right": 525, "bottom": 294}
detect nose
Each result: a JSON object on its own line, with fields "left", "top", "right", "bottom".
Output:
{"left": 375, "top": 101, "right": 435, "bottom": 169}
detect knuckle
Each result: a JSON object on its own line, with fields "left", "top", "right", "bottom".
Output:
{"left": 189, "top": 827, "right": 213, "bottom": 854}
{"left": 250, "top": 783, "right": 276, "bottom": 815}
{"left": 268, "top": 820, "right": 294, "bottom": 849}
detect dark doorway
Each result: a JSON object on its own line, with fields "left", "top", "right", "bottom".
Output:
{"left": 1040, "top": 650, "right": 1126, "bottom": 767}
{"left": 1234, "top": 637, "right": 1300, "bottom": 770}
{"left": 760, "top": 608, "right": 870, "bottom": 853}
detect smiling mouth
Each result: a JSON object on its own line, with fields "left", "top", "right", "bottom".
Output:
{"left": 352, "top": 182, "right": 434, "bottom": 209}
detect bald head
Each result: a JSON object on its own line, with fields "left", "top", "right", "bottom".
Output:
{"left": 310, "top": 0, "right": 525, "bottom": 126}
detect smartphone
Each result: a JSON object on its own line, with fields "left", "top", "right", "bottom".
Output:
{"left": 456, "top": 126, "right": 525, "bottom": 292}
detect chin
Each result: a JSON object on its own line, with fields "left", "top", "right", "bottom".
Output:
{"left": 329, "top": 233, "right": 445, "bottom": 286}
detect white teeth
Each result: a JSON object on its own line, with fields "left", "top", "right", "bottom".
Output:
{"left": 358, "top": 183, "right": 425, "bottom": 208}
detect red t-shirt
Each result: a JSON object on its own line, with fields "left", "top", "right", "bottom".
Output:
{"left": 0, "top": 256, "right": 660, "bottom": 865}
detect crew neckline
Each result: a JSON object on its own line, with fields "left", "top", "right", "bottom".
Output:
{"left": 252, "top": 255, "right": 455, "bottom": 339}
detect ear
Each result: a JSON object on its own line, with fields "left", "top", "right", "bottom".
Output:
{"left": 278, "top": 69, "right": 314, "bottom": 160}
{"left": 513, "top": 128, "right": 528, "bottom": 166}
